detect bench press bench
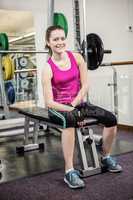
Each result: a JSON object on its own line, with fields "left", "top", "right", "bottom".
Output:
{"left": 16, "top": 106, "right": 101, "bottom": 177}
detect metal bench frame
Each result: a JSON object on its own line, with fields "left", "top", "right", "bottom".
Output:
{"left": 16, "top": 107, "right": 101, "bottom": 177}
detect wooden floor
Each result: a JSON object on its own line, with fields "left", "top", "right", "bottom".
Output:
{"left": 0, "top": 105, "right": 133, "bottom": 183}
{"left": 0, "top": 126, "right": 133, "bottom": 184}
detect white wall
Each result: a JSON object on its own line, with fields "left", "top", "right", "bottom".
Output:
{"left": 88, "top": 67, "right": 115, "bottom": 113}
{"left": 0, "top": 0, "right": 46, "bottom": 11}
{"left": 80, "top": 0, "right": 133, "bottom": 125}
{"left": 114, "top": 65, "right": 133, "bottom": 126}
{"left": 80, "top": 0, "right": 133, "bottom": 62}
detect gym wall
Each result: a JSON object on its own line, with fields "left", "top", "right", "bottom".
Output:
{"left": 83, "top": 0, "right": 133, "bottom": 62}
{"left": 82, "top": 0, "right": 133, "bottom": 125}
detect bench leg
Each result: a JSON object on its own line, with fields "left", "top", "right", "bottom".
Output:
{"left": 33, "top": 121, "right": 39, "bottom": 144}
{"left": 76, "top": 127, "right": 101, "bottom": 177}
{"left": 24, "top": 116, "right": 30, "bottom": 145}
{"left": 16, "top": 119, "right": 45, "bottom": 154}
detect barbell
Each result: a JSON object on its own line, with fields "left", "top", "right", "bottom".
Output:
{"left": 1, "top": 33, "right": 133, "bottom": 72}
{"left": 81, "top": 33, "right": 112, "bottom": 70}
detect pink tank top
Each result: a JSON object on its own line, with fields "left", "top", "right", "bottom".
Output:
{"left": 47, "top": 51, "right": 81, "bottom": 104}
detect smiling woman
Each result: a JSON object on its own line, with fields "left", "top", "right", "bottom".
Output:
{"left": 45, "top": 25, "right": 66, "bottom": 56}
{"left": 41, "top": 25, "right": 122, "bottom": 189}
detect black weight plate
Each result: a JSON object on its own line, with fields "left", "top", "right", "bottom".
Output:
{"left": 87, "top": 33, "right": 104, "bottom": 70}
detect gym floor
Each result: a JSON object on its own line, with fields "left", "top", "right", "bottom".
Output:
{"left": 0, "top": 124, "right": 133, "bottom": 184}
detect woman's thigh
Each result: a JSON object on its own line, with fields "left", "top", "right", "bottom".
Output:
{"left": 80, "top": 102, "right": 117, "bottom": 127}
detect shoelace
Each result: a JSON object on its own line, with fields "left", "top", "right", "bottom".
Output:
{"left": 107, "top": 157, "right": 117, "bottom": 167}
{"left": 69, "top": 170, "right": 80, "bottom": 182}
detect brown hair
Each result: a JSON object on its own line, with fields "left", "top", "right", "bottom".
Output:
{"left": 45, "top": 25, "right": 66, "bottom": 55}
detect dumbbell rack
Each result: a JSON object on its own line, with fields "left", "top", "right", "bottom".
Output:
{"left": 14, "top": 55, "right": 37, "bottom": 102}
{"left": 14, "top": 55, "right": 26, "bottom": 101}
{"left": 0, "top": 54, "right": 10, "bottom": 119}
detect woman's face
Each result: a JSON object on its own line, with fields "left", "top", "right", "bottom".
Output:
{"left": 47, "top": 29, "right": 66, "bottom": 54}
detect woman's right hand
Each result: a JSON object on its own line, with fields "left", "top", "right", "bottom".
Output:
{"left": 66, "top": 106, "right": 87, "bottom": 127}
{"left": 68, "top": 106, "right": 75, "bottom": 112}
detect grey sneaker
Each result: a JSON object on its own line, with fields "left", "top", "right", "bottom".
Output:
{"left": 101, "top": 156, "right": 122, "bottom": 172}
{"left": 64, "top": 170, "right": 85, "bottom": 189}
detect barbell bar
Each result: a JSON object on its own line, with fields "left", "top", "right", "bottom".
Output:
{"left": 101, "top": 60, "right": 133, "bottom": 66}
{"left": 14, "top": 60, "right": 133, "bottom": 71}
{"left": 0, "top": 50, "right": 48, "bottom": 54}
{"left": 15, "top": 68, "right": 37, "bottom": 73}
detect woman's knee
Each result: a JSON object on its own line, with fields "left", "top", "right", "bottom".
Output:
{"left": 105, "top": 113, "right": 117, "bottom": 128}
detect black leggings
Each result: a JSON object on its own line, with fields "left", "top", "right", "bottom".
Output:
{"left": 48, "top": 102, "right": 117, "bottom": 129}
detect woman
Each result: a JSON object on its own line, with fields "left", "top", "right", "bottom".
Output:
{"left": 42, "top": 25, "right": 122, "bottom": 189}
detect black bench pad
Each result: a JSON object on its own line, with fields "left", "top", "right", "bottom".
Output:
{"left": 18, "top": 107, "right": 98, "bottom": 128}
{"left": 19, "top": 107, "right": 50, "bottom": 122}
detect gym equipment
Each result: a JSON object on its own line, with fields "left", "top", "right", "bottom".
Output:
{"left": 17, "top": 56, "right": 29, "bottom": 78}
{"left": 73, "top": 0, "right": 81, "bottom": 49}
{"left": 21, "top": 79, "right": 29, "bottom": 89}
{"left": 87, "top": 33, "right": 104, "bottom": 70}
{"left": 101, "top": 60, "right": 133, "bottom": 66}
{"left": 10, "top": 57, "right": 15, "bottom": 80}
{"left": 0, "top": 50, "right": 47, "bottom": 54}
{"left": 0, "top": 159, "right": 3, "bottom": 174}
{"left": 18, "top": 56, "right": 29, "bottom": 68}
{"left": 93, "top": 134, "right": 102, "bottom": 146}
{"left": 15, "top": 68, "right": 37, "bottom": 73}
{"left": 0, "top": 55, "right": 10, "bottom": 119}
{"left": 0, "top": 33, "right": 9, "bottom": 51}
{"left": 5, "top": 82, "right": 15, "bottom": 104}
{"left": 16, "top": 106, "right": 101, "bottom": 177}
{"left": 2, "top": 56, "right": 11, "bottom": 80}
{"left": 2, "top": 55, "right": 14, "bottom": 80}
{"left": 81, "top": 33, "right": 112, "bottom": 70}
{"left": 19, "top": 71, "right": 29, "bottom": 79}
{"left": 0, "top": 115, "right": 5, "bottom": 120}
{"left": 77, "top": 126, "right": 101, "bottom": 176}
{"left": 0, "top": 50, "right": 47, "bottom": 119}
{"left": 53, "top": 13, "right": 68, "bottom": 36}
